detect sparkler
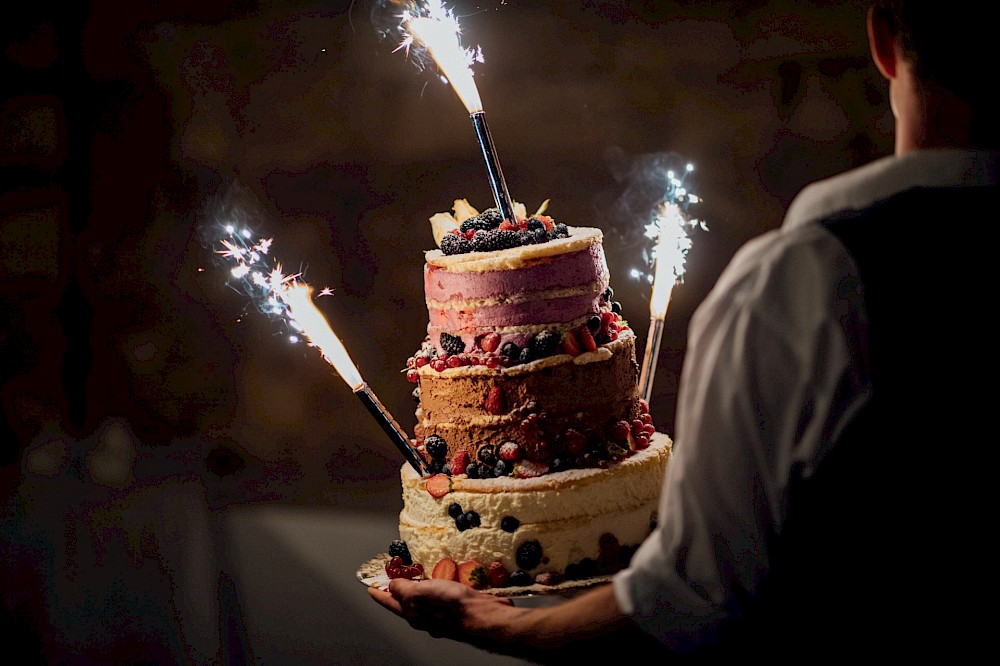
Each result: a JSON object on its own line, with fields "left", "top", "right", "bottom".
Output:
{"left": 217, "top": 225, "right": 430, "bottom": 476}
{"left": 636, "top": 165, "right": 703, "bottom": 405}
{"left": 399, "top": 1, "right": 516, "bottom": 225}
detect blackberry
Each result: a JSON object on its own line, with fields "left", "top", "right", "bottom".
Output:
{"left": 388, "top": 540, "right": 412, "bottom": 565}
{"left": 479, "top": 207, "right": 505, "bottom": 226}
{"left": 517, "top": 230, "right": 533, "bottom": 246}
{"left": 427, "top": 459, "right": 445, "bottom": 474}
{"left": 477, "top": 443, "right": 497, "bottom": 467}
{"left": 448, "top": 502, "right": 463, "bottom": 518}
{"left": 509, "top": 569, "right": 533, "bottom": 586}
{"left": 471, "top": 229, "right": 519, "bottom": 252}
{"left": 530, "top": 330, "right": 560, "bottom": 356}
{"left": 425, "top": 435, "right": 448, "bottom": 460}
{"left": 516, "top": 540, "right": 544, "bottom": 570}
{"left": 440, "top": 332, "right": 466, "bottom": 356}
{"left": 500, "top": 342, "right": 520, "bottom": 361}
{"left": 460, "top": 211, "right": 501, "bottom": 234}
{"left": 441, "top": 233, "right": 472, "bottom": 256}
{"left": 500, "top": 516, "right": 520, "bottom": 532}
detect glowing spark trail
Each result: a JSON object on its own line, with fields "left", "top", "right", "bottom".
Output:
{"left": 637, "top": 163, "right": 706, "bottom": 405}
{"left": 215, "top": 225, "right": 430, "bottom": 475}
{"left": 398, "top": 0, "right": 515, "bottom": 225}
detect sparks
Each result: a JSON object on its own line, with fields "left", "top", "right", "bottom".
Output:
{"left": 399, "top": 0, "right": 485, "bottom": 113}
{"left": 212, "top": 225, "right": 362, "bottom": 386}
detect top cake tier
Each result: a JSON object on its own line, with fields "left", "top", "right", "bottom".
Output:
{"left": 424, "top": 228, "right": 610, "bottom": 356}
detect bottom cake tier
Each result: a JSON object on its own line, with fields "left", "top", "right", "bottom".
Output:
{"left": 397, "top": 432, "right": 671, "bottom": 589}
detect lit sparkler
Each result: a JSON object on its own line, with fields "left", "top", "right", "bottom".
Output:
{"left": 217, "top": 225, "right": 430, "bottom": 476}
{"left": 398, "top": 0, "right": 516, "bottom": 225}
{"left": 636, "top": 164, "right": 705, "bottom": 405}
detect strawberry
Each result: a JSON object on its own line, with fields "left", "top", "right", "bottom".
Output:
{"left": 481, "top": 332, "right": 501, "bottom": 353}
{"left": 449, "top": 450, "right": 470, "bottom": 476}
{"left": 561, "top": 330, "right": 581, "bottom": 356}
{"left": 578, "top": 326, "right": 597, "bottom": 353}
{"left": 486, "top": 561, "right": 510, "bottom": 588}
{"left": 458, "top": 560, "right": 487, "bottom": 589}
{"left": 425, "top": 473, "right": 452, "bottom": 498}
{"left": 513, "top": 460, "right": 550, "bottom": 478}
{"left": 484, "top": 386, "right": 506, "bottom": 415}
{"left": 431, "top": 557, "right": 458, "bottom": 581}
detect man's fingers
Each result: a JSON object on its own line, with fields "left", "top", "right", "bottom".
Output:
{"left": 368, "top": 586, "right": 404, "bottom": 615}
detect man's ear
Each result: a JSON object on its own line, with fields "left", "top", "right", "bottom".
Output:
{"left": 867, "top": 6, "right": 898, "bottom": 80}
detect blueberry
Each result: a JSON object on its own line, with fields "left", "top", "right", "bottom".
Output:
{"left": 455, "top": 514, "right": 469, "bottom": 531}
{"left": 466, "top": 463, "right": 480, "bottom": 479}
{"left": 500, "top": 516, "right": 520, "bottom": 532}
{"left": 500, "top": 342, "right": 521, "bottom": 361}
{"left": 464, "top": 511, "right": 481, "bottom": 527}
{"left": 448, "top": 503, "right": 463, "bottom": 518}
{"left": 477, "top": 444, "right": 497, "bottom": 466}
{"left": 509, "top": 570, "right": 533, "bottom": 586}
{"left": 516, "top": 540, "right": 544, "bottom": 570}
{"left": 494, "top": 459, "right": 511, "bottom": 477}
{"left": 611, "top": 301, "right": 622, "bottom": 314}
{"left": 530, "top": 330, "right": 560, "bottom": 356}
{"left": 425, "top": 435, "right": 448, "bottom": 460}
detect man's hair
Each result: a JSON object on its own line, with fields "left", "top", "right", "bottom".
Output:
{"left": 871, "top": 1, "right": 985, "bottom": 106}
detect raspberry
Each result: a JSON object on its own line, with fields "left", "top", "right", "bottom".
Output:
{"left": 498, "top": 441, "right": 521, "bottom": 461}
{"left": 484, "top": 386, "right": 506, "bottom": 415}
{"left": 486, "top": 561, "right": 510, "bottom": 588}
{"left": 608, "top": 420, "right": 631, "bottom": 443}
{"left": 440, "top": 332, "right": 466, "bottom": 356}
{"left": 449, "top": 450, "right": 470, "bottom": 476}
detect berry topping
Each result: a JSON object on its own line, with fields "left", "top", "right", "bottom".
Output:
{"left": 486, "top": 561, "right": 510, "bottom": 588}
{"left": 534, "top": 571, "right": 563, "bottom": 586}
{"left": 388, "top": 539, "right": 412, "bottom": 565}
{"left": 424, "top": 435, "right": 448, "bottom": 460}
{"left": 471, "top": 228, "right": 520, "bottom": 252}
{"left": 459, "top": 210, "right": 502, "bottom": 233}
{"left": 498, "top": 441, "right": 522, "bottom": 462}
{"left": 431, "top": 557, "right": 458, "bottom": 581}
{"left": 508, "top": 569, "right": 533, "bottom": 587}
{"left": 516, "top": 540, "right": 544, "bottom": 571}
{"left": 480, "top": 332, "right": 501, "bottom": 353}
{"left": 513, "top": 460, "right": 550, "bottom": 478}
{"left": 464, "top": 510, "right": 481, "bottom": 527}
{"left": 425, "top": 473, "right": 452, "bottom": 498}
{"left": 518, "top": 347, "right": 536, "bottom": 364}
{"left": 579, "top": 326, "right": 598, "bottom": 352}
{"left": 440, "top": 332, "right": 466, "bottom": 356}
{"left": 449, "top": 450, "right": 470, "bottom": 476}
{"left": 440, "top": 233, "right": 472, "bottom": 255}
{"left": 608, "top": 420, "right": 631, "bottom": 443}
{"left": 500, "top": 516, "right": 520, "bottom": 532}
{"left": 484, "top": 386, "right": 506, "bottom": 415}
{"left": 561, "top": 330, "right": 581, "bottom": 356}
{"left": 465, "top": 462, "right": 480, "bottom": 479}
{"left": 458, "top": 560, "right": 487, "bottom": 589}
{"left": 530, "top": 330, "right": 560, "bottom": 356}
{"left": 500, "top": 342, "right": 521, "bottom": 362}
{"left": 455, "top": 513, "right": 470, "bottom": 531}
{"left": 385, "top": 556, "right": 424, "bottom": 580}
{"left": 448, "top": 502, "right": 464, "bottom": 518}
{"left": 477, "top": 443, "right": 498, "bottom": 467}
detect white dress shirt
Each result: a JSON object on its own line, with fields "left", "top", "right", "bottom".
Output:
{"left": 613, "top": 149, "right": 1000, "bottom": 651}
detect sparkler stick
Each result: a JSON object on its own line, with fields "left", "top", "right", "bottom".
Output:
{"left": 402, "top": 2, "right": 516, "bottom": 224}
{"left": 282, "top": 286, "right": 431, "bottom": 476}
{"left": 217, "top": 227, "right": 430, "bottom": 476}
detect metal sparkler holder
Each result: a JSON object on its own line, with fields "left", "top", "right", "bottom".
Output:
{"left": 470, "top": 110, "right": 516, "bottom": 224}
{"left": 638, "top": 316, "right": 664, "bottom": 405}
{"left": 355, "top": 382, "right": 430, "bottom": 476}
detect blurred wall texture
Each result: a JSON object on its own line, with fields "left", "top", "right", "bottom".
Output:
{"left": 2, "top": 0, "right": 888, "bottom": 505}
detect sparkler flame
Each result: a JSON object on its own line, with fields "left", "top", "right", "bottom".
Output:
{"left": 400, "top": 0, "right": 484, "bottom": 113}
{"left": 215, "top": 225, "right": 362, "bottom": 389}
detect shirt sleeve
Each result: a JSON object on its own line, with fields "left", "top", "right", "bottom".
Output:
{"left": 613, "top": 223, "right": 869, "bottom": 651}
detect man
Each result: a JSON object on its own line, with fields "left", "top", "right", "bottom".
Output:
{"left": 371, "top": 2, "right": 998, "bottom": 659}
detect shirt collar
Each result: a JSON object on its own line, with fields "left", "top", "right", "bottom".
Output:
{"left": 783, "top": 148, "right": 1000, "bottom": 229}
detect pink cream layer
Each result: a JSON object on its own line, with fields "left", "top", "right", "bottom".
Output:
{"left": 424, "top": 243, "right": 609, "bottom": 303}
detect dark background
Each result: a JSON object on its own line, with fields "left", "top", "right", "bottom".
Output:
{"left": 2, "top": 0, "right": 887, "bottom": 504}
{"left": 1, "top": 1, "right": 888, "bottom": 660}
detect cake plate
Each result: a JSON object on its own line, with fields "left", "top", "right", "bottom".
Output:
{"left": 358, "top": 554, "right": 612, "bottom": 606}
